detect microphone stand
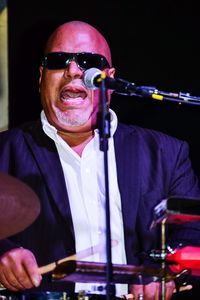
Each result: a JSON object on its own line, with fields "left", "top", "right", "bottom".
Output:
{"left": 97, "top": 78, "right": 116, "bottom": 300}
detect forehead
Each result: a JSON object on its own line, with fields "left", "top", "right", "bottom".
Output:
{"left": 46, "top": 25, "right": 111, "bottom": 61}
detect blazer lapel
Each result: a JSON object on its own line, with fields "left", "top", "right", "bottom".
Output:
{"left": 114, "top": 124, "right": 141, "bottom": 256}
{"left": 23, "top": 121, "right": 73, "bottom": 229}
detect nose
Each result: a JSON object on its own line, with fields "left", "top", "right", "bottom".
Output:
{"left": 63, "top": 60, "right": 83, "bottom": 79}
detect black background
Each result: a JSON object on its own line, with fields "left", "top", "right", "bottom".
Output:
{"left": 7, "top": 0, "right": 200, "bottom": 178}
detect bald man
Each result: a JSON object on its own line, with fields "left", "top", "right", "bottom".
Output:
{"left": 0, "top": 20, "right": 200, "bottom": 300}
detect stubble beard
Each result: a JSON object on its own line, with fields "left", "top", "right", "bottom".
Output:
{"left": 55, "top": 108, "right": 90, "bottom": 127}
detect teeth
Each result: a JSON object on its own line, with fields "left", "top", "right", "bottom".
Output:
{"left": 66, "top": 92, "right": 82, "bottom": 98}
{"left": 61, "top": 90, "right": 86, "bottom": 100}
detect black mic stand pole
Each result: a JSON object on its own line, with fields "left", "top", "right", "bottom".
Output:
{"left": 97, "top": 77, "right": 116, "bottom": 300}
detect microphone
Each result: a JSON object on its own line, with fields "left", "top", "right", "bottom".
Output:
{"left": 83, "top": 68, "right": 200, "bottom": 106}
{"left": 83, "top": 68, "right": 137, "bottom": 95}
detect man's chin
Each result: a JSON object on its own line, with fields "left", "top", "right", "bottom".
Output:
{"left": 56, "top": 118, "right": 94, "bottom": 133}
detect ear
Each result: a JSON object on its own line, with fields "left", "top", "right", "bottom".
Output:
{"left": 107, "top": 67, "right": 116, "bottom": 97}
{"left": 38, "top": 66, "right": 44, "bottom": 92}
{"left": 108, "top": 67, "right": 115, "bottom": 78}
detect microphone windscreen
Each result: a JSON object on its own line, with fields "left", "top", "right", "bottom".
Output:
{"left": 83, "top": 68, "right": 101, "bottom": 89}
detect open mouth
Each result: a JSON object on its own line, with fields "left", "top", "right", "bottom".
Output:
{"left": 60, "top": 86, "right": 87, "bottom": 102}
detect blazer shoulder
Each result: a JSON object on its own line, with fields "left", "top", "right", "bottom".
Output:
{"left": 116, "top": 122, "right": 187, "bottom": 149}
{"left": 0, "top": 120, "right": 41, "bottom": 144}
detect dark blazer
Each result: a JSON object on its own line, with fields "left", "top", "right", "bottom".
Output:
{"left": 0, "top": 120, "right": 200, "bottom": 291}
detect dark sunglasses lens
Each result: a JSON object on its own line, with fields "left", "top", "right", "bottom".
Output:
{"left": 43, "top": 53, "right": 110, "bottom": 70}
{"left": 77, "top": 53, "right": 110, "bottom": 70}
{"left": 43, "top": 53, "right": 70, "bottom": 70}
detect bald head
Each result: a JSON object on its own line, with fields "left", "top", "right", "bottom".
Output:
{"left": 45, "top": 20, "right": 112, "bottom": 66}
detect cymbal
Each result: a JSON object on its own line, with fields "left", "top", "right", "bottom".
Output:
{"left": 52, "top": 260, "right": 176, "bottom": 284}
{"left": 0, "top": 172, "right": 40, "bottom": 239}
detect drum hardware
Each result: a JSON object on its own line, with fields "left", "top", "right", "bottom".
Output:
{"left": 0, "top": 172, "right": 40, "bottom": 239}
{"left": 50, "top": 260, "right": 176, "bottom": 283}
{"left": 149, "top": 196, "right": 200, "bottom": 299}
{"left": 151, "top": 196, "right": 200, "bottom": 228}
{"left": 37, "top": 196, "right": 200, "bottom": 300}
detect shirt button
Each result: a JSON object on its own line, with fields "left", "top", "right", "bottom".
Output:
{"left": 97, "top": 286, "right": 104, "bottom": 292}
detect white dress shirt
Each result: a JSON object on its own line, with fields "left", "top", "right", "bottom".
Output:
{"left": 41, "top": 110, "right": 128, "bottom": 296}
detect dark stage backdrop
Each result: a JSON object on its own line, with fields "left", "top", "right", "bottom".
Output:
{"left": 7, "top": 1, "right": 200, "bottom": 179}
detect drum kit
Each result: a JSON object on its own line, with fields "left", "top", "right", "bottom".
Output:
{"left": 1, "top": 172, "right": 200, "bottom": 299}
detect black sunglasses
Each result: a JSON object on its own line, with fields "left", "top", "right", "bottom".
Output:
{"left": 41, "top": 52, "right": 110, "bottom": 71}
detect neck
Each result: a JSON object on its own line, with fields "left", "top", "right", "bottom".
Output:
{"left": 57, "top": 130, "right": 94, "bottom": 156}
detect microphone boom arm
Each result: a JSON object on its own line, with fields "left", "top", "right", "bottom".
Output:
{"left": 117, "top": 85, "right": 200, "bottom": 106}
